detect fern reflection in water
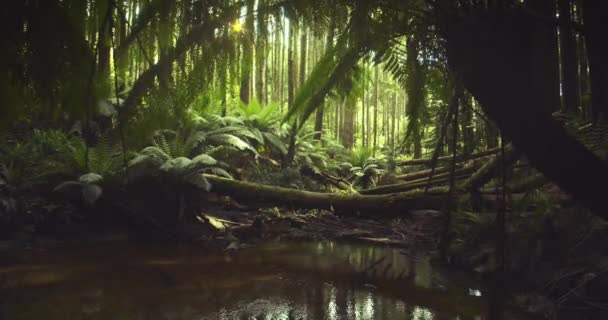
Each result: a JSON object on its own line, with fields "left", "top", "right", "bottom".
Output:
{"left": 1, "top": 241, "right": 483, "bottom": 320}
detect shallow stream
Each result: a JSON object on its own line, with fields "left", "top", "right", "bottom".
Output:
{"left": 0, "top": 241, "right": 490, "bottom": 320}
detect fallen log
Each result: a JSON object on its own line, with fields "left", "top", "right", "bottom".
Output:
{"left": 204, "top": 174, "right": 450, "bottom": 215}
{"left": 395, "top": 165, "right": 455, "bottom": 181}
{"left": 364, "top": 162, "right": 480, "bottom": 195}
{"left": 302, "top": 167, "right": 353, "bottom": 192}
{"left": 397, "top": 148, "right": 499, "bottom": 167}
{"left": 459, "top": 144, "right": 520, "bottom": 192}
{"left": 361, "top": 173, "right": 470, "bottom": 195}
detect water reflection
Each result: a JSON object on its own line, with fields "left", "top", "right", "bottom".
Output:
{"left": 0, "top": 241, "right": 483, "bottom": 320}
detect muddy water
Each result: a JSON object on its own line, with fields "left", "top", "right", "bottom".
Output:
{"left": 0, "top": 241, "right": 486, "bottom": 320}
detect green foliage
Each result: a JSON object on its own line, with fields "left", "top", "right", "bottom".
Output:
{"left": 513, "top": 190, "right": 553, "bottom": 215}
{"left": 54, "top": 173, "right": 104, "bottom": 205}
{"left": 128, "top": 129, "right": 235, "bottom": 190}
{"left": 0, "top": 130, "right": 122, "bottom": 189}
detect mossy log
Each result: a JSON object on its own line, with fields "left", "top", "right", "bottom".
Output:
{"left": 361, "top": 173, "right": 470, "bottom": 195}
{"left": 395, "top": 165, "right": 455, "bottom": 181}
{"left": 204, "top": 174, "right": 450, "bottom": 215}
{"left": 459, "top": 144, "right": 520, "bottom": 191}
{"left": 397, "top": 148, "right": 499, "bottom": 167}
{"left": 366, "top": 163, "right": 481, "bottom": 195}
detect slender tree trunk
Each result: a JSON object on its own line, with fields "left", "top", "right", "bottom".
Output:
{"left": 239, "top": 0, "right": 255, "bottom": 104}
{"left": 255, "top": 0, "right": 266, "bottom": 103}
{"left": 361, "top": 69, "right": 367, "bottom": 147}
{"left": 373, "top": 65, "right": 379, "bottom": 155}
{"left": 527, "top": 0, "right": 561, "bottom": 114}
{"left": 461, "top": 92, "right": 474, "bottom": 156}
{"left": 406, "top": 36, "right": 425, "bottom": 159}
{"left": 558, "top": 0, "right": 580, "bottom": 113}
{"left": 582, "top": 0, "right": 608, "bottom": 123}
{"left": 96, "top": 0, "right": 111, "bottom": 98}
{"left": 287, "top": 19, "right": 295, "bottom": 110}
{"left": 314, "top": 18, "right": 335, "bottom": 140}
{"left": 391, "top": 92, "right": 396, "bottom": 155}
{"left": 574, "top": 0, "right": 590, "bottom": 119}
{"left": 366, "top": 66, "right": 371, "bottom": 147}
{"left": 299, "top": 25, "right": 307, "bottom": 92}
{"left": 485, "top": 121, "right": 499, "bottom": 149}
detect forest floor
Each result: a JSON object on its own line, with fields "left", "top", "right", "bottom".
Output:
{"left": 2, "top": 164, "right": 608, "bottom": 319}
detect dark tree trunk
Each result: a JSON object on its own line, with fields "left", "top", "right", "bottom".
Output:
{"left": 256, "top": 0, "right": 266, "bottom": 103}
{"left": 445, "top": 8, "right": 608, "bottom": 217}
{"left": 558, "top": 0, "right": 580, "bottom": 113}
{"left": 299, "top": 25, "right": 307, "bottom": 90}
{"left": 485, "top": 121, "right": 499, "bottom": 149}
{"left": 406, "top": 37, "right": 425, "bottom": 159}
{"left": 314, "top": 18, "right": 335, "bottom": 140}
{"left": 239, "top": 0, "right": 254, "bottom": 104}
{"left": 526, "top": 0, "right": 561, "bottom": 114}
{"left": 342, "top": 104, "right": 354, "bottom": 149}
{"left": 287, "top": 20, "right": 296, "bottom": 110}
{"left": 582, "top": 0, "right": 608, "bottom": 123}
{"left": 373, "top": 65, "right": 379, "bottom": 154}
{"left": 96, "top": 0, "right": 111, "bottom": 98}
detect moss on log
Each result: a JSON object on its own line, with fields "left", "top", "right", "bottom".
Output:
{"left": 204, "top": 174, "right": 450, "bottom": 215}
{"left": 397, "top": 148, "right": 499, "bottom": 167}
{"left": 459, "top": 144, "right": 520, "bottom": 191}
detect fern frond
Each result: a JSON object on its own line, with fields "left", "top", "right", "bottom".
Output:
{"left": 202, "top": 167, "right": 233, "bottom": 179}
{"left": 263, "top": 132, "right": 287, "bottom": 155}
{"left": 207, "top": 134, "right": 258, "bottom": 154}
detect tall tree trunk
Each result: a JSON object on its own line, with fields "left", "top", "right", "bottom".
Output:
{"left": 255, "top": 0, "right": 266, "bottom": 103}
{"left": 343, "top": 104, "right": 355, "bottom": 149}
{"left": 582, "top": 0, "right": 608, "bottom": 123}
{"left": 373, "top": 65, "right": 379, "bottom": 155}
{"left": 158, "top": 0, "right": 174, "bottom": 98}
{"left": 406, "top": 37, "right": 425, "bottom": 159}
{"left": 116, "top": 0, "right": 128, "bottom": 85}
{"left": 96, "top": 0, "right": 112, "bottom": 98}
{"left": 575, "top": 0, "right": 590, "bottom": 119}
{"left": 461, "top": 91, "right": 474, "bottom": 156}
{"left": 361, "top": 68, "right": 367, "bottom": 147}
{"left": 366, "top": 66, "right": 371, "bottom": 147}
{"left": 391, "top": 93, "right": 396, "bottom": 155}
{"left": 527, "top": 0, "right": 561, "bottom": 114}
{"left": 287, "top": 19, "right": 296, "bottom": 110}
{"left": 314, "top": 18, "right": 335, "bottom": 140}
{"left": 558, "top": 0, "right": 580, "bottom": 113}
{"left": 299, "top": 25, "right": 307, "bottom": 92}
{"left": 445, "top": 8, "right": 608, "bottom": 217}
{"left": 283, "top": 18, "right": 298, "bottom": 168}
{"left": 239, "top": 0, "right": 254, "bottom": 104}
